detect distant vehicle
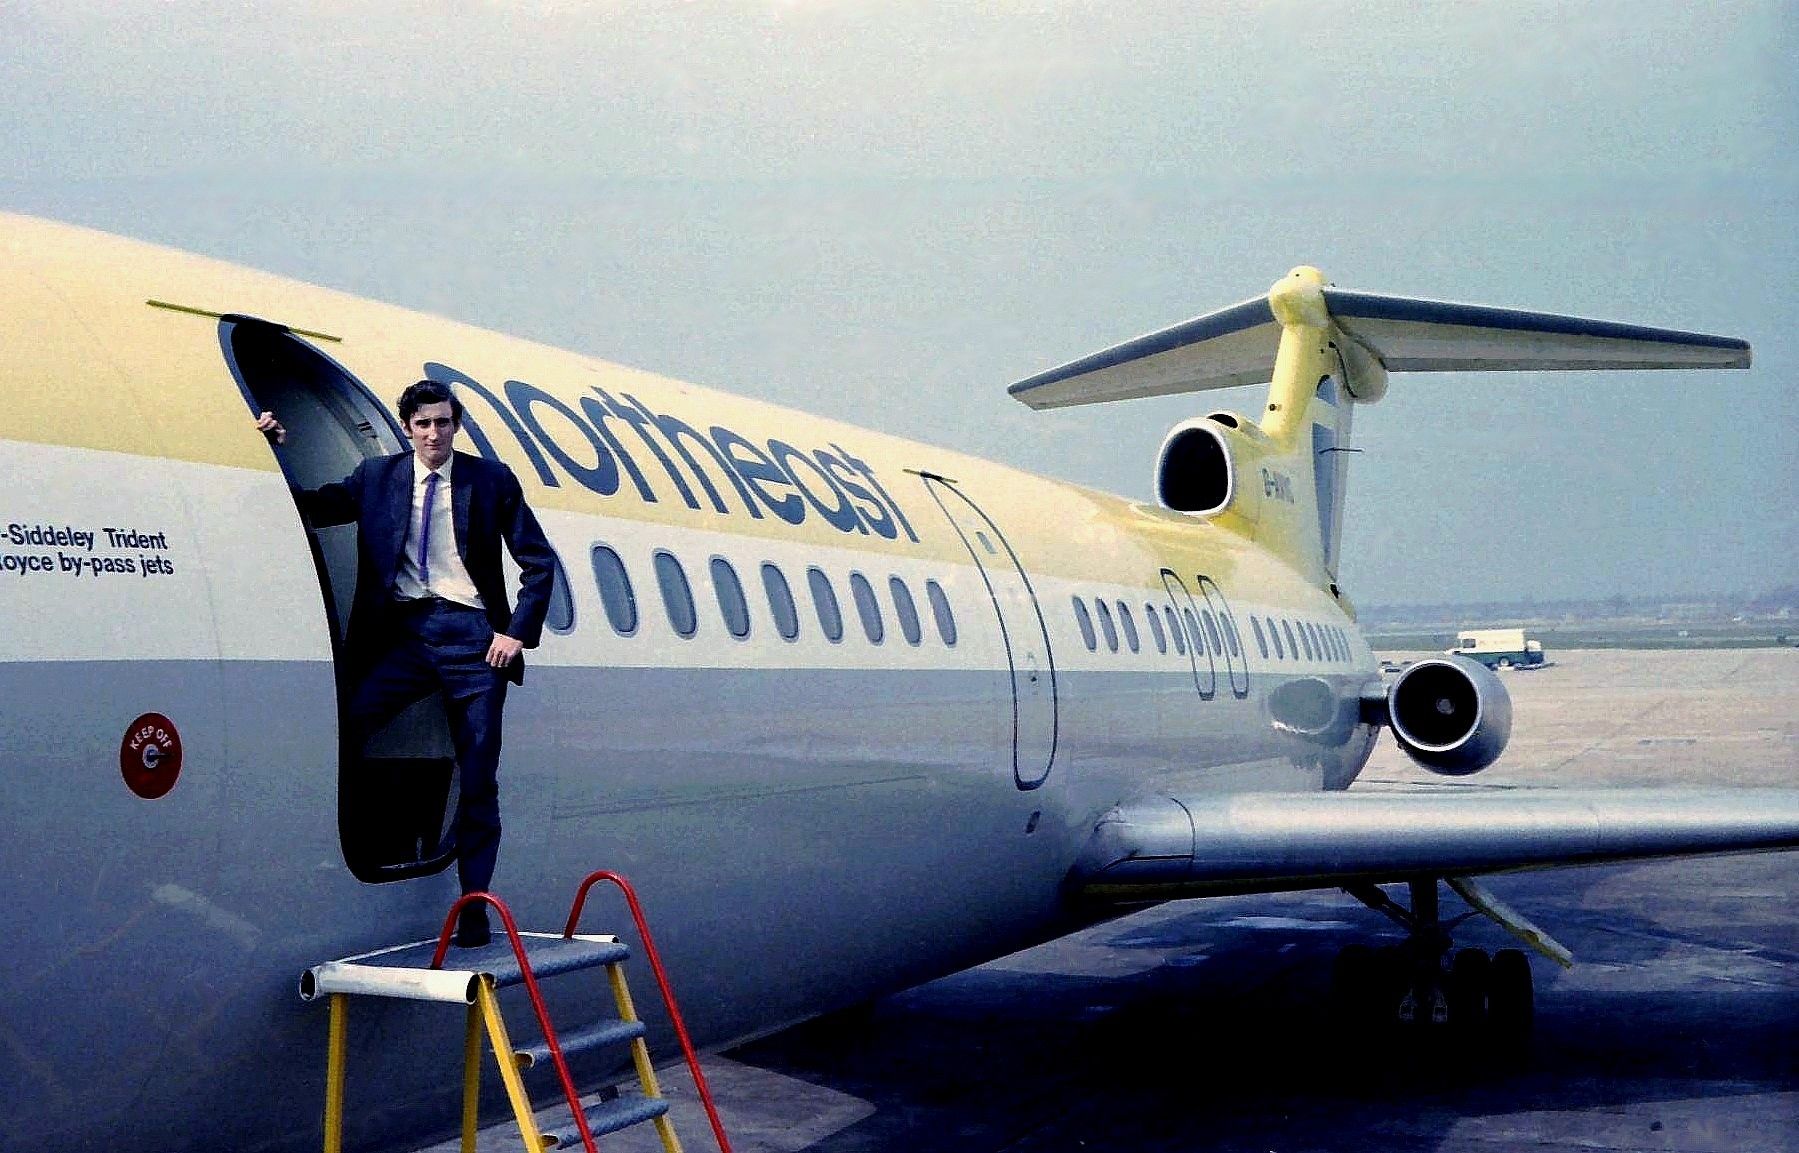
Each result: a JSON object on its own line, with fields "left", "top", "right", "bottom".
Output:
{"left": 1451, "top": 627, "right": 1546, "bottom": 669}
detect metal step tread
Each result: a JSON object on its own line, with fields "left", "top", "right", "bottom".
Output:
{"left": 302, "top": 933, "right": 628, "bottom": 1004}
{"left": 515, "top": 1018, "right": 646, "bottom": 1069}
{"left": 545, "top": 1093, "right": 670, "bottom": 1146}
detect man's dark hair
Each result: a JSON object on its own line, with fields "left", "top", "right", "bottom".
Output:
{"left": 397, "top": 379, "right": 465, "bottom": 426}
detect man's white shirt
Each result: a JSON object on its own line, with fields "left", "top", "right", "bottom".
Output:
{"left": 395, "top": 454, "right": 485, "bottom": 609}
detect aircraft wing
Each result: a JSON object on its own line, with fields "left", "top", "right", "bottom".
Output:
{"left": 1072, "top": 788, "right": 1799, "bottom": 900}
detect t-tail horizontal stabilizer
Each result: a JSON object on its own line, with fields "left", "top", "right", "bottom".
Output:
{"left": 1008, "top": 278, "right": 1751, "bottom": 411}
{"left": 1009, "top": 270, "right": 1751, "bottom": 588}
{"left": 1072, "top": 788, "right": 1799, "bottom": 900}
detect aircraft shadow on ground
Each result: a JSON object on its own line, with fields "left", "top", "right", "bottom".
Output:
{"left": 725, "top": 859, "right": 1799, "bottom": 1153}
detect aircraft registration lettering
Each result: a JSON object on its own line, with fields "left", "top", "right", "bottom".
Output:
{"left": 1261, "top": 468, "right": 1295, "bottom": 503}
{"left": 429, "top": 363, "right": 920, "bottom": 544}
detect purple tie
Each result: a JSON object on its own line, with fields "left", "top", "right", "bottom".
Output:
{"left": 418, "top": 470, "right": 440, "bottom": 590}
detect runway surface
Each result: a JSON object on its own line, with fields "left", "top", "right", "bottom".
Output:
{"left": 420, "top": 648, "right": 1798, "bottom": 1153}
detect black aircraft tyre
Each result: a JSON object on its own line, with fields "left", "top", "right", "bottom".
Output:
{"left": 1487, "top": 948, "right": 1534, "bottom": 1054}
{"left": 1447, "top": 946, "right": 1491, "bottom": 1035}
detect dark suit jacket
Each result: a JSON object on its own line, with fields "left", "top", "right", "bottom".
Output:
{"left": 300, "top": 450, "right": 556, "bottom": 685}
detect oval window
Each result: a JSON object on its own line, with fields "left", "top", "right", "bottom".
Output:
{"left": 711, "top": 556, "right": 750, "bottom": 639}
{"left": 653, "top": 550, "right": 696, "bottom": 639}
{"left": 1073, "top": 597, "right": 1096, "bottom": 651}
{"left": 890, "top": 577, "right": 922, "bottom": 646}
{"left": 1144, "top": 602, "right": 1167, "bottom": 653}
{"left": 590, "top": 544, "right": 638, "bottom": 636}
{"left": 926, "top": 579, "right": 957, "bottom": 646}
{"left": 1116, "top": 600, "right": 1139, "bottom": 653}
{"left": 1095, "top": 599, "right": 1118, "bottom": 653}
{"left": 849, "top": 571, "right": 884, "bottom": 643}
{"left": 544, "top": 551, "right": 576, "bottom": 635}
{"left": 762, "top": 563, "right": 799, "bottom": 641}
{"left": 807, "top": 566, "right": 843, "bottom": 643}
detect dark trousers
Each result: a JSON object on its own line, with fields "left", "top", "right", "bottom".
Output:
{"left": 346, "top": 599, "right": 508, "bottom": 896}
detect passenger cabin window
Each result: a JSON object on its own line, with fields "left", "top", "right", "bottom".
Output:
{"left": 1267, "top": 616, "right": 1284, "bottom": 659}
{"left": 1281, "top": 618, "right": 1299, "bottom": 658}
{"left": 890, "top": 577, "right": 923, "bottom": 646}
{"left": 1201, "top": 610, "right": 1222, "bottom": 654}
{"left": 1095, "top": 599, "right": 1119, "bottom": 652}
{"left": 1299, "top": 622, "right": 1315, "bottom": 661}
{"left": 1116, "top": 601, "right": 1140, "bottom": 653}
{"left": 849, "top": 571, "right": 884, "bottom": 643}
{"left": 1166, "top": 606, "right": 1187, "bottom": 655}
{"left": 590, "top": 544, "right": 638, "bottom": 636}
{"left": 1073, "top": 597, "right": 1097, "bottom": 651}
{"left": 926, "top": 579, "right": 957, "bottom": 646}
{"left": 1222, "top": 616, "right": 1240, "bottom": 657}
{"left": 1251, "top": 616, "right": 1268, "bottom": 658}
{"left": 1183, "top": 608, "right": 1203, "bottom": 655}
{"left": 1145, "top": 603, "right": 1167, "bottom": 653}
{"left": 544, "top": 552, "right": 576, "bottom": 635}
{"left": 654, "top": 550, "right": 697, "bottom": 638}
{"left": 763, "top": 563, "right": 799, "bottom": 641}
{"left": 807, "top": 566, "right": 844, "bottom": 643}
{"left": 710, "top": 557, "right": 750, "bottom": 639}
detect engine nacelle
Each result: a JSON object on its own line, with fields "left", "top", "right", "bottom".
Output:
{"left": 1386, "top": 655, "right": 1512, "bottom": 776}
{"left": 1154, "top": 412, "right": 1268, "bottom": 518}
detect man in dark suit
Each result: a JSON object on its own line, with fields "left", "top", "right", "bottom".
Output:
{"left": 257, "top": 380, "right": 556, "bottom": 946}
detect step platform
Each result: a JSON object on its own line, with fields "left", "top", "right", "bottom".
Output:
{"left": 300, "top": 932, "right": 629, "bottom": 1005}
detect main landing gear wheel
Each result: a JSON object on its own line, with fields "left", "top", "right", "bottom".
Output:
{"left": 1447, "top": 946, "right": 1491, "bottom": 1035}
{"left": 1334, "top": 879, "right": 1537, "bottom": 1059}
{"left": 1487, "top": 947, "right": 1534, "bottom": 1055}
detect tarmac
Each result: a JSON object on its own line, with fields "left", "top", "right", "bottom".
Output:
{"left": 419, "top": 647, "right": 1798, "bottom": 1153}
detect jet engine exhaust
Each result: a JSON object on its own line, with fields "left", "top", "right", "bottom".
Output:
{"left": 1388, "top": 656, "right": 1512, "bottom": 775}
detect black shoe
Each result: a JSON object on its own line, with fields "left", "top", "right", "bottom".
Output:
{"left": 454, "top": 906, "right": 491, "bottom": 948}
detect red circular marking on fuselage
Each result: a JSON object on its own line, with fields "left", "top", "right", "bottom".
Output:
{"left": 120, "top": 712, "right": 183, "bottom": 799}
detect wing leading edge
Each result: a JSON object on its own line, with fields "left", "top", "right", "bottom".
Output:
{"left": 1072, "top": 789, "right": 1799, "bottom": 901}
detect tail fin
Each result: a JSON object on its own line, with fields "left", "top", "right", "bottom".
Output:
{"left": 1010, "top": 267, "right": 1750, "bottom": 585}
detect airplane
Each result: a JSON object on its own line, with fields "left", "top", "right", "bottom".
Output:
{"left": 2, "top": 210, "right": 1795, "bottom": 1152}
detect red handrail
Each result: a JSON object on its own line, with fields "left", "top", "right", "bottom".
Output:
{"left": 430, "top": 892, "right": 599, "bottom": 1153}
{"left": 565, "top": 870, "right": 734, "bottom": 1153}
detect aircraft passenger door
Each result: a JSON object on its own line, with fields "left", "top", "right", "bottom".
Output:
{"left": 920, "top": 474, "right": 1058, "bottom": 790}
{"left": 1197, "top": 575, "right": 1250, "bottom": 699}
{"left": 219, "top": 317, "right": 458, "bottom": 882}
{"left": 1159, "top": 569, "right": 1217, "bottom": 700}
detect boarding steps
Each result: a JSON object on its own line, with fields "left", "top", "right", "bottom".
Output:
{"left": 301, "top": 871, "right": 732, "bottom": 1153}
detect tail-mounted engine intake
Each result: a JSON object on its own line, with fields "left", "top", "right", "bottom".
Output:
{"left": 1155, "top": 412, "right": 1269, "bottom": 518}
{"left": 1386, "top": 655, "right": 1512, "bottom": 776}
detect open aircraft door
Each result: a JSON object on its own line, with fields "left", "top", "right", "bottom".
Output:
{"left": 1160, "top": 569, "right": 1218, "bottom": 700}
{"left": 920, "top": 473, "right": 1058, "bottom": 790}
{"left": 219, "top": 317, "right": 458, "bottom": 881}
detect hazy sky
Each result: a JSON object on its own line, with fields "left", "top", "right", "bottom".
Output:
{"left": 4, "top": 1, "right": 1794, "bottom": 604}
